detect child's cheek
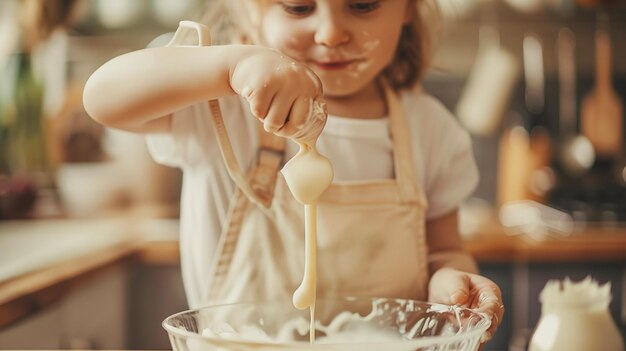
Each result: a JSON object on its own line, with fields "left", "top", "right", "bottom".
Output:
{"left": 262, "top": 24, "right": 310, "bottom": 58}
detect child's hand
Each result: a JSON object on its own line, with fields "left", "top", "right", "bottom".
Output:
{"left": 428, "top": 267, "right": 504, "bottom": 343}
{"left": 230, "top": 48, "right": 326, "bottom": 143}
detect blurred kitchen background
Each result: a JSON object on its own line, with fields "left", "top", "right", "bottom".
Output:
{"left": 0, "top": 0, "right": 625, "bottom": 350}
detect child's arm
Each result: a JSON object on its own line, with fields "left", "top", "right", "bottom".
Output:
{"left": 83, "top": 45, "right": 323, "bottom": 138}
{"left": 425, "top": 210, "right": 478, "bottom": 275}
{"left": 83, "top": 45, "right": 249, "bottom": 133}
{"left": 426, "top": 210, "right": 504, "bottom": 342}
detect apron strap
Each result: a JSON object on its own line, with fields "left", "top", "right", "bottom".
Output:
{"left": 206, "top": 187, "right": 249, "bottom": 303}
{"left": 205, "top": 102, "right": 285, "bottom": 302}
{"left": 250, "top": 125, "right": 286, "bottom": 206}
{"left": 382, "top": 80, "right": 427, "bottom": 207}
{"left": 208, "top": 99, "right": 285, "bottom": 208}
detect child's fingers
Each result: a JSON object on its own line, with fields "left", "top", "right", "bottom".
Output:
{"left": 428, "top": 269, "right": 470, "bottom": 305}
{"left": 263, "top": 94, "right": 292, "bottom": 133}
{"left": 450, "top": 288, "right": 470, "bottom": 305}
{"left": 474, "top": 286, "right": 504, "bottom": 342}
{"left": 245, "top": 84, "right": 276, "bottom": 121}
{"left": 277, "top": 96, "right": 311, "bottom": 138}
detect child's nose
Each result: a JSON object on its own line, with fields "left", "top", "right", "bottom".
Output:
{"left": 314, "top": 18, "right": 350, "bottom": 47}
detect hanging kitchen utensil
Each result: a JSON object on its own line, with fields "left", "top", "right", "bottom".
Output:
{"left": 557, "top": 28, "right": 595, "bottom": 177}
{"left": 498, "top": 33, "right": 553, "bottom": 206}
{"left": 581, "top": 27, "right": 623, "bottom": 159}
{"left": 523, "top": 34, "right": 554, "bottom": 201}
{"left": 523, "top": 34, "right": 545, "bottom": 119}
{"left": 498, "top": 112, "right": 530, "bottom": 206}
{"left": 457, "top": 22, "right": 520, "bottom": 137}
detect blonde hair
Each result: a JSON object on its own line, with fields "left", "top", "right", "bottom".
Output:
{"left": 201, "top": 0, "right": 440, "bottom": 90}
{"left": 200, "top": 0, "right": 260, "bottom": 44}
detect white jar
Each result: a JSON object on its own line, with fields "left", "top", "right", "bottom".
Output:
{"left": 529, "top": 276, "right": 624, "bottom": 351}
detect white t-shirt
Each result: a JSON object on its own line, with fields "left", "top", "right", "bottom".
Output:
{"left": 146, "top": 87, "right": 479, "bottom": 307}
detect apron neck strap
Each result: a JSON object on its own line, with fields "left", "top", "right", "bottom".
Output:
{"left": 250, "top": 126, "right": 286, "bottom": 206}
{"left": 382, "top": 80, "right": 426, "bottom": 205}
{"left": 208, "top": 99, "right": 285, "bottom": 208}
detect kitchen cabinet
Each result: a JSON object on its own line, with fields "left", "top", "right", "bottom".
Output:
{"left": 0, "top": 217, "right": 179, "bottom": 350}
{"left": 127, "top": 263, "right": 187, "bottom": 350}
{"left": 0, "top": 301, "right": 63, "bottom": 348}
{"left": 0, "top": 264, "right": 128, "bottom": 349}
{"left": 479, "top": 263, "right": 515, "bottom": 351}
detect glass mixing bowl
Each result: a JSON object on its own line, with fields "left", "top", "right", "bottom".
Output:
{"left": 163, "top": 297, "right": 491, "bottom": 351}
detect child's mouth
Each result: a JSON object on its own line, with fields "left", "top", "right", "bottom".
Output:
{"left": 314, "top": 60, "right": 353, "bottom": 70}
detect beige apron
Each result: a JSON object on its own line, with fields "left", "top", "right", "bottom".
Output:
{"left": 204, "top": 83, "right": 429, "bottom": 306}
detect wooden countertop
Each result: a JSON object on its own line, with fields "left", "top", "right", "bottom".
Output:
{"left": 0, "top": 216, "right": 177, "bottom": 328}
{"left": 464, "top": 224, "right": 626, "bottom": 263}
{"left": 1, "top": 216, "right": 625, "bottom": 329}
{"left": 137, "top": 228, "right": 626, "bottom": 264}
{"left": 134, "top": 214, "right": 626, "bottom": 264}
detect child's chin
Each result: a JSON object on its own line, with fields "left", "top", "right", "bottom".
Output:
{"left": 321, "top": 83, "right": 367, "bottom": 98}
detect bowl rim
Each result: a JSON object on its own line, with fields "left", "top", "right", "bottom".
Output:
{"left": 162, "top": 296, "right": 491, "bottom": 348}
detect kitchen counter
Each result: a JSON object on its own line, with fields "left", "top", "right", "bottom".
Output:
{"left": 464, "top": 222, "right": 626, "bottom": 263}
{"left": 1, "top": 215, "right": 625, "bottom": 329}
{"left": 128, "top": 219, "right": 626, "bottom": 264}
{"left": 0, "top": 216, "right": 179, "bottom": 328}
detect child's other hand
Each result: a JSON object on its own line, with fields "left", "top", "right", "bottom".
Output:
{"left": 230, "top": 48, "right": 326, "bottom": 143}
{"left": 428, "top": 267, "right": 504, "bottom": 343}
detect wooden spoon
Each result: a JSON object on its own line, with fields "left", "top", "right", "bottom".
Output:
{"left": 581, "top": 29, "right": 624, "bottom": 158}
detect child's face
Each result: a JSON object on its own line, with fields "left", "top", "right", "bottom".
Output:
{"left": 258, "top": 0, "right": 412, "bottom": 97}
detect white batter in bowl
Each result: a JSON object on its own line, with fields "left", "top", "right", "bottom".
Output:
{"left": 163, "top": 297, "right": 491, "bottom": 351}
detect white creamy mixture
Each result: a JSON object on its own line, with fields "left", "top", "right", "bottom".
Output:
{"left": 199, "top": 307, "right": 404, "bottom": 346}
{"left": 281, "top": 138, "right": 333, "bottom": 343}
{"left": 192, "top": 300, "right": 482, "bottom": 350}
{"left": 530, "top": 277, "right": 624, "bottom": 351}
{"left": 264, "top": 95, "right": 332, "bottom": 343}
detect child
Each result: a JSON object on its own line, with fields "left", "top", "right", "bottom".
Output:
{"left": 84, "top": 0, "right": 503, "bottom": 342}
